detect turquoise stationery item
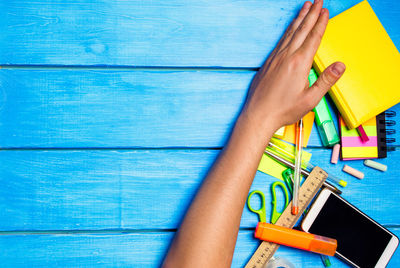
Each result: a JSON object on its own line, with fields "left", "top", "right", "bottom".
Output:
{"left": 309, "top": 69, "right": 340, "bottom": 147}
{"left": 247, "top": 181, "right": 289, "bottom": 224}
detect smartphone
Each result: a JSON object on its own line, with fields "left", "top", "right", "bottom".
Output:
{"left": 302, "top": 188, "right": 398, "bottom": 268}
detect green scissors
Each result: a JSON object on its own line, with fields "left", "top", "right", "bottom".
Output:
{"left": 247, "top": 181, "right": 290, "bottom": 224}
{"left": 282, "top": 168, "right": 294, "bottom": 195}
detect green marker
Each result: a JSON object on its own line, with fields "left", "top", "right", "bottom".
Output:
{"left": 308, "top": 69, "right": 340, "bottom": 147}
{"left": 320, "top": 255, "right": 332, "bottom": 267}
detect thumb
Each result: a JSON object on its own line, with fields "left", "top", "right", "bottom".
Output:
{"left": 307, "top": 62, "right": 345, "bottom": 104}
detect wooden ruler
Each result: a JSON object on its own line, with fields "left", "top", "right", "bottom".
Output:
{"left": 245, "top": 167, "right": 328, "bottom": 268}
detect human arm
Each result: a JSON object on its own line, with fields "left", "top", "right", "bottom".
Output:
{"left": 163, "top": 1, "right": 345, "bottom": 267}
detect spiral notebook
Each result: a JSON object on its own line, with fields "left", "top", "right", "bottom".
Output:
{"left": 340, "top": 111, "right": 396, "bottom": 160}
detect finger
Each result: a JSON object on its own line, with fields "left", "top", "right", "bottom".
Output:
{"left": 297, "top": 8, "right": 329, "bottom": 65}
{"left": 261, "top": 1, "right": 312, "bottom": 71}
{"left": 288, "top": 0, "right": 323, "bottom": 52}
{"left": 276, "top": 1, "right": 312, "bottom": 52}
{"left": 306, "top": 62, "right": 345, "bottom": 106}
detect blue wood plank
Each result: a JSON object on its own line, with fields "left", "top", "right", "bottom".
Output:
{"left": 1, "top": 148, "right": 399, "bottom": 231}
{"left": 0, "top": 69, "right": 249, "bottom": 148}
{"left": 2, "top": 0, "right": 398, "bottom": 67}
{"left": 0, "top": 229, "right": 398, "bottom": 267}
{"left": 1, "top": 69, "right": 399, "bottom": 148}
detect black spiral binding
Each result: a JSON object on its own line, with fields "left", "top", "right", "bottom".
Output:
{"left": 378, "top": 110, "right": 397, "bottom": 157}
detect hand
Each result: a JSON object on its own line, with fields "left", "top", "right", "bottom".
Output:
{"left": 242, "top": 0, "right": 345, "bottom": 133}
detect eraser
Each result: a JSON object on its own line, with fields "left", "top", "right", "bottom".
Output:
{"left": 364, "top": 159, "right": 387, "bottom": 172}
{"left": 342, "top": 165, "right": 364, "bottom": 179}
{"left": 331, "top": 144, "right": 340, "bottom": 164}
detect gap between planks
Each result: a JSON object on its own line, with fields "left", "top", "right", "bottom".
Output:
{"left": 1, "top": 225, "right": 400, "bottom": 236}
{"left": 0, "top": 65, "right": 259, "bottom": 72}
{"left": 0, "top": 147, "right": 397, "bottom": 151}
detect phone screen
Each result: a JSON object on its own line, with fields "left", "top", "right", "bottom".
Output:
{"left": 308, "top": 194, "right": 392, "bottom": 267}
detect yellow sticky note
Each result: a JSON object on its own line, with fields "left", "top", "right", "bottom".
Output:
{"left": 257, "top": 140, "right": 312, "bottom": 181}
{"left": 280, "top": 112, "right": 315, "bottom": 147}
{"left": 341, "top": 147, "right": 377, "bottom": 158}
{"left": 273, "top": 126, "right": 286, "bottom": 138}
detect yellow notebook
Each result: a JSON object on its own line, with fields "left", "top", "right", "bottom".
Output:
{"left": 313, "top": 0, "right": 400, "bottom": 129}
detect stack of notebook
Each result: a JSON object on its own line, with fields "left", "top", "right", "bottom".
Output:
{"left": 339, "top": 112, "right": 396, "bottom": 160}
{"left": 313, "top": 0, "right": 400, "bottom": 159}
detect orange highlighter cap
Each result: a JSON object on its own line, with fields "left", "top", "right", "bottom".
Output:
{"left": 291, "top": 206, "right": 299, "bottom": 215}
{"left": 255, "top": 222, "right": 337, "bottom": 256}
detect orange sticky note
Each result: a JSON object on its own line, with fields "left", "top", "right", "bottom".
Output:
{"left": 280, "top": 111, "right": 315, "bottom": 147}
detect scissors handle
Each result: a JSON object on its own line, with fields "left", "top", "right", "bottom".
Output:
{"left": 271, "top": 181, "right": 290, "bottom": 224}
{"left": 282, "top": 168, "right": 294, "bottom": 195}
{"left": 247, "top": 190, "right": 267, "bottom": 223}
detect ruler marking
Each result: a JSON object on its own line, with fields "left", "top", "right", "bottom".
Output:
{"left": 245, "top": 167, "right": 328, "bottom": 268}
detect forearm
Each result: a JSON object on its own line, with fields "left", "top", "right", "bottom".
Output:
{"left": 163, "top": 1, "right": 345, "bottom": 266}
{"left": 163, "top": 111, "right": 278, "bottom": 267}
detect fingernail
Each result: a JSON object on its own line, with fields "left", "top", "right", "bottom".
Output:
{"left": 304, "top": 1, "right": 311, "bottom": 9}
{"left": 332, "top": 63, "right": 345, "bottom": 75}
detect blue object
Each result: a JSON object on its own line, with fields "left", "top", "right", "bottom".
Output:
{"left": 0, "top": 0, "right": 399, "bottom": 267}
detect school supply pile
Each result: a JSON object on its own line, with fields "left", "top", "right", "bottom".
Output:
{"left": 249, "top": 1, "right": 400, "bottom": 267}
{"left": 257, "top": 138, "right": 312, "bottom": 182}
{"left": 246, "top": 168, "right": 329, "bottom": 267}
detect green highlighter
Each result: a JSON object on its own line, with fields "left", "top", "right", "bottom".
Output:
{"left": 308, "top": 69, "right": 340, "bottom": 147}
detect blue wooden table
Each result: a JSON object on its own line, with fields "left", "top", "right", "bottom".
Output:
{"left": 1, "top": 0, "right": 399, "bottom": 267}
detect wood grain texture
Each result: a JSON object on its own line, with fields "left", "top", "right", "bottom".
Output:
{"left": 0, "top": 69, "right": 249, "bottom": 148}
{"left": 1, "top": 69, "right": 399, "bottom": 148}
{"left": 0, "top": 229, "right": 399, "bottom": 267}
{"left": 2, "top": 0, "right": 399, "bottom": 67}
{"left": 1, "top": 148, "right": 399, "bottom": 231}
{"left": 2, "top": 0, "right": 400, "bottom": 266}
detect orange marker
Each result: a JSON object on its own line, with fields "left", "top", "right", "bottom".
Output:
{"left": 255, "top": 222, "right": 337, "bottom": 256}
